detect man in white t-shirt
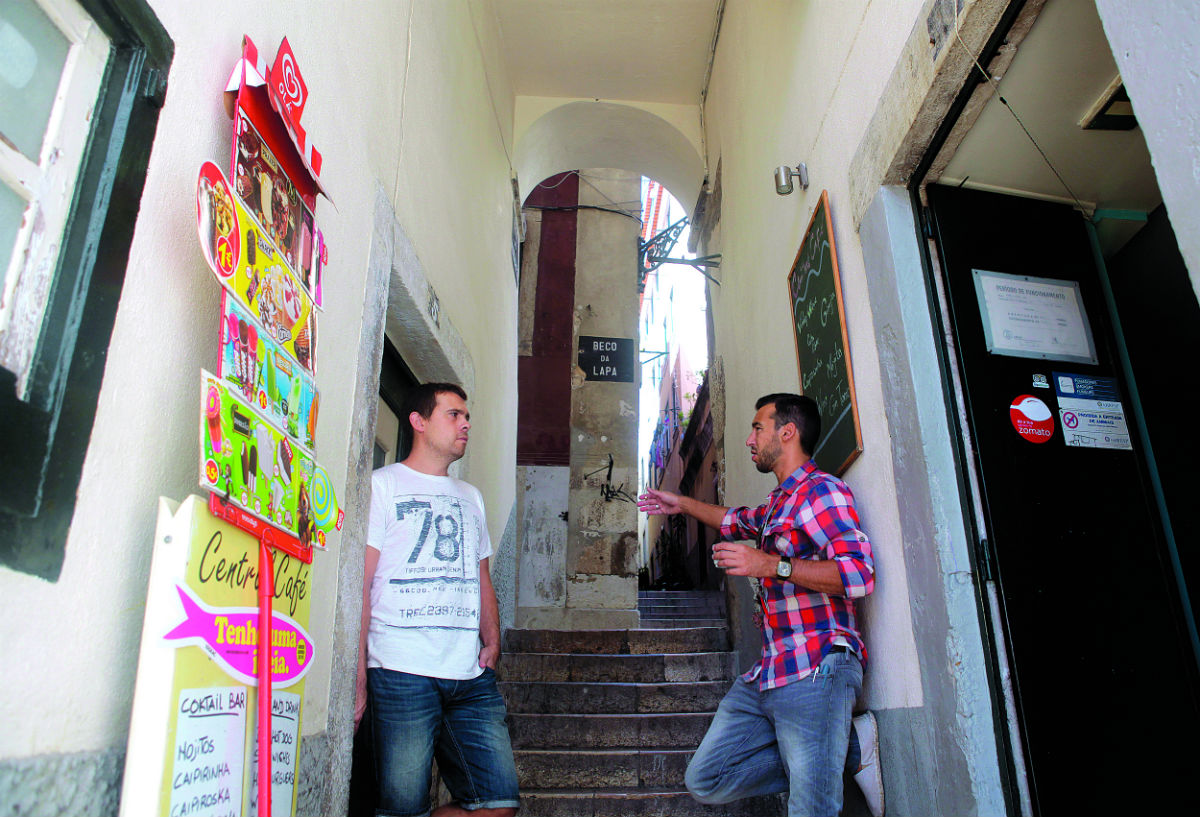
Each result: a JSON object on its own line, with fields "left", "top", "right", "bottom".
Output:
{"left": 356, "top": 383, "right": 518, "bottom": 817}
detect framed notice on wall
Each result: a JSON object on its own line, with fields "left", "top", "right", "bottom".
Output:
{"left": 972, "top": 269, "right": 1098, "bottom": 364}
{"left": 786, "top": 190, "right": 863, "bottom": 476}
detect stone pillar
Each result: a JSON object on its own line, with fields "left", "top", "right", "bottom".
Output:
{"left": 514, "top": 169, "right": 641, "bottom": 630}
{"left": 567, "top": 170, "right": 641, "bottom": 629}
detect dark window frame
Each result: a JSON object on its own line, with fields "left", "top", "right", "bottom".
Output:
{"left": 378, "top": 337, "right": 418, "bottom": 463}
{"left": 0, "top": 0, "right": 173, "bottom": 580}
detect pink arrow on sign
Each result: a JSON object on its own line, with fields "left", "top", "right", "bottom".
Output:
{"left": 164, "top": 584, "right": 313, "bottom": 687}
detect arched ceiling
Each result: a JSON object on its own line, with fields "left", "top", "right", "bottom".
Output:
{"left": 514, "top": 101, "right": 704, "bottom": 212}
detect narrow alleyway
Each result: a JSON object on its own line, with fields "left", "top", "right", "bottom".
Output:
{"left": 498, "top": 591, "right": 784, "bottom": 815}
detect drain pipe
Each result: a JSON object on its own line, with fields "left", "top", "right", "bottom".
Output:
{"left": 698, "top": 0, "right": 727, "bottom": 183}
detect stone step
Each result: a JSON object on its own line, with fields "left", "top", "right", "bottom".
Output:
{"left": 638, "top": 612, "right": 723, "bottom": 622}
{"left": 637, "top": 597, "right": 723, "bottom": 607}
{"left": 501, "top": 652, "right": 735, "bottom": 684}
{"left": 638, "top": 609, "right": 720, "bottom": 619}
{"left": 638, "top": 618, "right": 726, "bottom": 629}
{"left": 520, "top": 789, "right": 784, "bottom": 816}
{"left": 497, "top": 590, "right": 756, "bottom": 813}
{"left": 501, "top": 680, "right": 728, "bottom": 714}
{"left": 638, "top": 611, "right": 724, "bottom": 621}
{"left": 636, "top": 610, "right": 723, "bottom": 618}
{"left": 643, "top": 592, "right": 724, "bottom": 604}
{"left": 505, "top": 628, "right": 729, "bottom": 655}
{"left": 514, "top": 748, "right": 692, "bottom": 789}
{"left": 509, "top": 713, "right": 714, "bottom": 749}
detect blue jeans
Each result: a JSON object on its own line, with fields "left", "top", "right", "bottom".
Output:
{"left": 368, "top": 667, "right": 520, "bottom": 817}
{"left": 685, "top": 648, "right": 863, "bottom": 817}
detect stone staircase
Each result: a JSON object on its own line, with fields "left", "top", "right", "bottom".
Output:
{"left": 500, "top": 602, "right": 784, "bottom": 816}
{"left": 637, "top": 589, "right": 726, "bottom": 628}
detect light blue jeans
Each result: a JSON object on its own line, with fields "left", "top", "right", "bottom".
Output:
{"left": 685, "top": 648, "right": 863, "bottom": 817}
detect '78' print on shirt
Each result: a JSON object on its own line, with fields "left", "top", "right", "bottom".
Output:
{"left": 383, "top": 494, "right": 480, "bottom": 631}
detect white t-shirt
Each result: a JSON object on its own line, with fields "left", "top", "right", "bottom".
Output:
{"left": 366, "top": 463, "right": 493, "bottom": 680}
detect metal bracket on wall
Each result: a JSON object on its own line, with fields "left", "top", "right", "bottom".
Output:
{"left": 639, "top": 216, "right": 722, "bottom": 287}
{"left": 639, "top": 216, "right": 687, "bottom": 283}
{"left": 645, "top": 254, "right": 722, "bottom": 285}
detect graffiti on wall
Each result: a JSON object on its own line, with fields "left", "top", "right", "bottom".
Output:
{"left": 584, "top": 453, "right": 636, "bottom": 504}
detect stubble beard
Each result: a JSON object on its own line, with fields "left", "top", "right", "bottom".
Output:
{"left": 753, "top": 438, "right": 781, "bottom": 474}
{"left": 437, "top": 434, "right": 467, "bottom": 464}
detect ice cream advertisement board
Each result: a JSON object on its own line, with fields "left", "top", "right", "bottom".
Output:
{"left": 232, "top": 109, "right": 319, "bottom": 301}
{"left": 122, "top": 35, "right": 337, "bottom": 817}
{"left": 121, "top": 496, "right": 313, "bottom": 817}
{"left": 197, "top": 161, "right": 317, "bottom": 374}
{"left": 200, "top": 370, "right": 341, "bottom": 548}
{"left": 219, "top": 290, "right": 319, "bottom": 452}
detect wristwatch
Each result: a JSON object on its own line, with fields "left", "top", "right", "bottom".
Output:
{"left": 775, "top": 557, "right": 793, "bottom": 580}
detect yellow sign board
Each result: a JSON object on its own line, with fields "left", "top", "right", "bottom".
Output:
{"left": 120, "top": 496, "right": 313, "bottom": 817}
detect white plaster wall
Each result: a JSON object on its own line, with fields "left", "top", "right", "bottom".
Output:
{"left": 1095, "top": 0, "right": 1200, "bottom": 302}
{"left": 0, "top": 0, "right": 517, "bottom": 760}
{"left": 701, "top": 0, "right": 928, "bottom": 709}
{"left": 383, "top": 0, "right": 517, "bottom": 551}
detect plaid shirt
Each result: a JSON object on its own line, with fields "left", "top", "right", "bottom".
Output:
{"left": 720, "top": 460, "right": 874, "bottom": 689}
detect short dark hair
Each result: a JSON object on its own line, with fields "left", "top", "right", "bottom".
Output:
{"left": 755, "top": 393, "right": 821, "bottom": 456}
{"left": 403, "top": 382, "right": 468, "bottom": 426}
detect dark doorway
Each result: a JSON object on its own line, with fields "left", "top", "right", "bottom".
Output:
{"left": 376, "top": 337, "right": 419, "bottom": 466}
{"left": 927, "top": 184, "right": 1200, "bottom": 815}
{"left": 1105, "top": 206, "right": 1200, "bottom": 628}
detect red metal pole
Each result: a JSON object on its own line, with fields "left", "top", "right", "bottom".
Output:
{"left": 257, "top": 540, "right": 275, "bottom": 816}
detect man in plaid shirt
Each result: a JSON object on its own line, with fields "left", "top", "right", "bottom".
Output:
{"left": 639, "top": 393, "right": 882, "bottom": 817}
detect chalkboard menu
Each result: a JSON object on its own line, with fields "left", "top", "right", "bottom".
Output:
{"left": 786, "top": 191, "right": 863, "bottom": 475}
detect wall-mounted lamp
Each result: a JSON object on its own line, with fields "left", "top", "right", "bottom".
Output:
{"left": 774, "top": 163, "right": 809, "bottom": 195}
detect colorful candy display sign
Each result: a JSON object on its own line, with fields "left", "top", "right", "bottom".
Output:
{"left": 220, "top": 291, "right": 319, "bottom": 452}
{"left": 200, "top": 370, "right": 341, "bottom": 548}
{"left": 197, "top": 161, "right": 317, "bottom": 373}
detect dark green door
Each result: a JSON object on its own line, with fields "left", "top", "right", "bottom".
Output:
{"left": 927, "top": 184, "right": 1200, "bottom": 815}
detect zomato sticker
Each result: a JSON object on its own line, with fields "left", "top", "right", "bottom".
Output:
{"left": 1010, "top": 395, "right": 1054, "bottom": 444}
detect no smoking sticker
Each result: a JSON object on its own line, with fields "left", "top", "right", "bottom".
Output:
{"left": 1009, "top": 395, "right": 1054, "bottom": 444}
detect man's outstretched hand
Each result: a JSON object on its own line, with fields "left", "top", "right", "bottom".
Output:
{"left": 638, "top": 488, "right": 683, "bottom": 516}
